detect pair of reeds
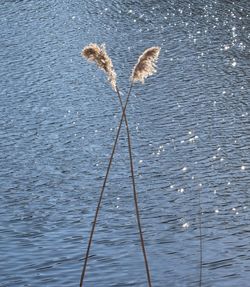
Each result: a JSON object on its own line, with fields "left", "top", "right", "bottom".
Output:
{"left": 80, "top": 44, "right": 160, "bottom": 287}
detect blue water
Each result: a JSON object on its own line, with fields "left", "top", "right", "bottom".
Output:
{"left": 0, "top": 0, "right": 249, "bottom": 286}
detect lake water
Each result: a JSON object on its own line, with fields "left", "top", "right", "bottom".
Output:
{"left": 0, "top": 0, "right": 249, "bottom": 286}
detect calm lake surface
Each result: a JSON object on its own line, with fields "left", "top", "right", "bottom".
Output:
{"left": 0, "top": 0, "right": 249, "bottom": 286}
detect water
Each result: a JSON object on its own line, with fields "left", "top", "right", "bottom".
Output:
{"left": 0, "top": 0, "right": 249, "bottom": 286}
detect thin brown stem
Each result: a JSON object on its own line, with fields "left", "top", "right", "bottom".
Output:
{"left": 198, "top": 186, "right": 203, "bottom": 287}
{"left": 116, "top": 86, "right": 152, "bottom": 287}
{"left": 79, "top": 84, "right": 133, "bottom": 287}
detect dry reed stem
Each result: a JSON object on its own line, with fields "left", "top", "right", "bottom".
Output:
{"left": 79, "top": 84, "right": 134, "bottom": 287}
{"left": 131, "top": 46, "right": 161, "bottom": 83}
{"left": 81, "top": 43, "right": 117, "bottom": 91}
{"left": 116, "top": 87, "right": 152, "bottom": 286}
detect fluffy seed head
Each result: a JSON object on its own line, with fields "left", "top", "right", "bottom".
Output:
{"left": 81, "top": 43, "right": 117, "bottom": 91}
{"left": 131, "top": 47, "right": 161, "bottom": 83}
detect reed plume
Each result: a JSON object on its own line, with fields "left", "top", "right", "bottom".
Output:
{"left": 131, "top": 46, "right": 161, "bottom": 83}
{"left": 81, "top": 43, "right": 117, "bottom": 91}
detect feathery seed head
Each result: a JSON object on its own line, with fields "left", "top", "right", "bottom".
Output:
{"left": 131, "top": 46, "right": 161, "bottom": 84}
{"left": 81, "top": 43, "right": 117, "bottom": 91}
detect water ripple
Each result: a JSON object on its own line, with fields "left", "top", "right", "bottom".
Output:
{"left": 0, "top": 0, "right": 249, "bottom": 286}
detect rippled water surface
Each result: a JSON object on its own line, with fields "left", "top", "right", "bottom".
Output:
{"left": 1, "top": 0, "right": 249, "bottom": 286}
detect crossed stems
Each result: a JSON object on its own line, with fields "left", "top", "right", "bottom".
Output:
{"left": 80, "top": 83, "right": 152, "bottom": 287}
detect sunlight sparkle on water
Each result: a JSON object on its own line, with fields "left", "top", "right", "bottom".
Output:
{"left": 188, "top": 135, "right": 199, "bottom": 143}
{"left": 223, "top": 44, "right": 230, "bottom": 51}
{"left": 231, "top": 59, "right": 237, "bottom": 67}
{"left": 232, "top": 208, "right": 239, "bottom": 215}
{"left": 182, "top": 222, "right": 190, "bottom": 229}
{"left": 178, "top": 188, "right": 185, "bottom": 193}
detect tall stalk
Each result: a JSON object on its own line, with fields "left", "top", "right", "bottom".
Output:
{"left": 198, "top": 186, "right": 203, "bottom": 287}
{"left": 116, "top": 86, "right": 152, "bottom": 287}
{"left": 79, "top": 84, "right": 133, "bottom": 287}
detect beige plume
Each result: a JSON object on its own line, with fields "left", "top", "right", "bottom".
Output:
{"left": 131, "top": 46, "right": 161, "bottom": 83}
{"left": 81, "top": 43, "right": 117, "bottom": 91}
